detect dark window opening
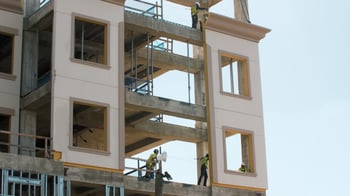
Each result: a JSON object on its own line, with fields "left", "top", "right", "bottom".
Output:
{"left": 74, "top": 18, "right": 107, "bottom": 65}
{"left": 0, "top": 114, "right": 10, "bottom": 152}
{"left": 72, "top": 102, "right": 107, "bottom": 151}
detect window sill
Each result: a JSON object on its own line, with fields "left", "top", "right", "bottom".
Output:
{"left": 220, "top": 91, "right": 252, "bottom": 100}
{"left": 224, "top": 169, "right": 257, "bottom": 177}
{"left": 68, "top": 145, "right": 111, "bottom": 156}
{"left": 70, "top": 58, "right": 111, "bottom": 70}
{"left": 0, "top": 73, "right": 16, "bottom": 81}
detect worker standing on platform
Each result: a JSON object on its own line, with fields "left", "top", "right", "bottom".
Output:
{"left": 191, "top": 2, "right": 207, "bottom": 30}
{"left": 144, "top": 149, "right": 159, "bottom": 179}
{"left": 239, "top": 162, "right": 247, "bottom": 172}
{"left": 197, "top": 153, "right": 209, "bottom": 186}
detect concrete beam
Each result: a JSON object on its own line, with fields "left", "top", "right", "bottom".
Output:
{"left": 125, "top": 11, "right": 203, "bottom": 46}
{"left": 125, "top": 137, "right": 166, "bottom": 155}
{"left": 21, "top": 81, "right": 51, "bottom": 110}
{"left": 64, "top": 166, "right": 124, "bottom": 187}
{"left": 125, "top": 120, "right": 207, "bottom": 155}
{"left": 23, "top": 0, "right": 53, "bottom": 30}
{"left": 125, "top": 48, "right": 203, "bottom": 74}
{"left": 124, "top": 175, "right": 211, "bottom": 196}
{"left": 130, "top": 121, "right": 207, "bottom": 143}
{"left": 125, "top": 91, "right": 206, "bottom": 121}
{"left": 125, "top": 111, "right": 155, "bottom": 125}
{"left": 0, "top": 152, "right": 64, "bottom": 176}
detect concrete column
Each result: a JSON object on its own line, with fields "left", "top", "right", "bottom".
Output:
{"left": 19, "top": 110, "right": 37, "bottom": 156}
{"left": 234, "top": 0, "right": 250, "bottom": 23}
{"left": 24, "top": 0, "right": 40, "bottom": 16}
{"left": 21, "top": 30, "right": 38, "bottom": 96}
{"left": 194, "top": 71, "right": 207, "bottom": 130}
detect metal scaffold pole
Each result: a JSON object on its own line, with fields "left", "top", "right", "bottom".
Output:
{"left": 187, "top": 42, "right": 191, "bottom": 103}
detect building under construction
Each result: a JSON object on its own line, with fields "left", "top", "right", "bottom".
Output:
{"left": 0, "top": 0, "right": 270, "bottom": 195}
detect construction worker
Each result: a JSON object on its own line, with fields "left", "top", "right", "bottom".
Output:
{"left": 144, "top": 149, "right": 159, "bottom": 179}
{"left": 239, "top": 162, "right": 247, "bottom": 172}
{"left": 191, "top": 2, "right": 207, "bottom": 30}
{"left": 197, "top": 153, "right": 209, "bottom": 186}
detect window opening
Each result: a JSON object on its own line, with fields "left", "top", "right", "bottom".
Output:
{"left": 74, "top": 17, "right": 107, "bottom": 65}
{"left": 0, "top": 33, "right": 14, "bottom": 75}
{"left": 72, "top": 102, "right": 107, "bottom": 151}
{"left": 224, "top": 129, "right": 254, "bottom": 173}
{"left": 220, "top": 54, "right": 249, "bottom": 97}
{"left": 37, "top": 25, "right": 53, "bottom": 87}
{"left": 0, "top": 114, "right": 10, "bottom": 152}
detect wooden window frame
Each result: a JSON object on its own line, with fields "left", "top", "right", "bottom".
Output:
{"left": 223, "top": 127, "right": 256, "bottom": 176}
{"left": 71, "top": 13, "right": 110, "bottom": 69}
{"left": 219, "top": 51, "right": 251, "bottom": 98}
{"left": 69, "top": 98, "right": 110, "bottom": 155}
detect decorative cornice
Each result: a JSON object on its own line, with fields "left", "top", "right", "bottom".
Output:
{"left": 101, "top": 0, "right": 126, "bottom": 6}
{"left": 205, "top": 13, "right": 270, "bottom": 43}
{"left": 0, "top": 0, "right": 23, "bottom": 14}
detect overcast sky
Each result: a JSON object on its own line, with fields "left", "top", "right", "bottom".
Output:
{"left": 127, "top": 1, "right": 350, "bottom": 195}
{"left": 249, "top": 1, "right": 350, "bottom": 195}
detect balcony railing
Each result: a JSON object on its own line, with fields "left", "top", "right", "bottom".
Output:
{"left": 0, "top": 130, "right": 52, "bottom": 159}
{"left": 125, "top": 0, "right": 163, "bottom": 19}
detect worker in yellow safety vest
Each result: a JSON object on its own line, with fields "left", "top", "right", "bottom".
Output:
{"left": 239, "top": 162, "right": 247, "bottom": 172}
{"left": 144, "top": 149, "right": 159, "bottom": 179}
{"left": 197, "top": 153, "right": 209, "bottom": 186}
{"left": 191, "top": 2, "right": 207, "bottom": 30}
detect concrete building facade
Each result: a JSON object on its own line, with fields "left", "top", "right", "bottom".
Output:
{"left": 0, "top": 0, "right": 270, "bottom": 195}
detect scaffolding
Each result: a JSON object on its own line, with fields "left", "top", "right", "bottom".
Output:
{"left": 0, "top": 169, "right": 65, "bottom": 196}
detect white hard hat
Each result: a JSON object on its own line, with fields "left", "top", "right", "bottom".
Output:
{"left": 241, "top": 162, "right": 245, "bottom": 166}
{"left": 196, "top": 2, "right": 200, "bottom": 6}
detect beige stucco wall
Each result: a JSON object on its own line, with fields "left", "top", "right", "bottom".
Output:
{"left": 0, "top": 10, "right": 23, "bottom": 137}
{"left": 205, "top": 29, "right": 268, "bottom": 189}
{"left": 51, "top": 0, "right": 124, "bottom": 169}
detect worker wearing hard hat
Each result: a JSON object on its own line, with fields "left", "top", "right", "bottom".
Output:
{"left": 191, "top": 2, "right": 208, "bottom": 30}
{"left": 144, "top": 149, "right": 159, "bottom": 179}
{"left": 197, "top": 153, "right": 209, "bottom": 186}
{"left": 239, "top": 162, "right": 247, "bottom": 172}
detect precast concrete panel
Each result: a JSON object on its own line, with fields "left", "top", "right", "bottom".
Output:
{"left": 205, "top": 27, "right": 268, "bottom": 190}
{"left": 0, "top": 10, "right": 23, "bottom": 138}
{"left": 206, "top": 30, "right": 264, "bottom": 117}
{"left": 213, "top": 109, "right": 265, "bottom": 136}
{"left": 51, "top": 0, "right": 124, "bottom": 170}
{"left": 0, "top": 10, "right": 23, "bottom": 94}
{"left": 53, "top": 77, "right": 118, "bottom": 107}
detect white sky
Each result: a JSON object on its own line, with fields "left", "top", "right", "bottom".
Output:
{"left": 126, "top": 1, "right": 350, "bottom": 195}
{"left": 249, "top": 1, "right": 350, "bottom": 195}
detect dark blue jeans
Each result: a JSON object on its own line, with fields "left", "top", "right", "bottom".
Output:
{"left": 197, "top": 165, "right": 208, "bottom": 186}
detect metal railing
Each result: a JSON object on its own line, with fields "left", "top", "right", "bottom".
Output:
{"left": 124, "top": 156, "right": 158, "bottom": 178}
{"left": 0, "top": 130, "right": 52, "bottom": 159}
{"left": 125, "top": 0, "right": 163, "bottom": 19}
{"left": 150, "top": 37, "right": 174, "bottom": 53}
{"left": 39, "top": 0, "right": 51, "bottom": 7}
{"left": 125, "top": 76, "right": 153, "bottom": 95}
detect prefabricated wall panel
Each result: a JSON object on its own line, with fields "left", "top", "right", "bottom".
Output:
{"left": 51, "top": 0, "right": 124, "bottom": 169}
